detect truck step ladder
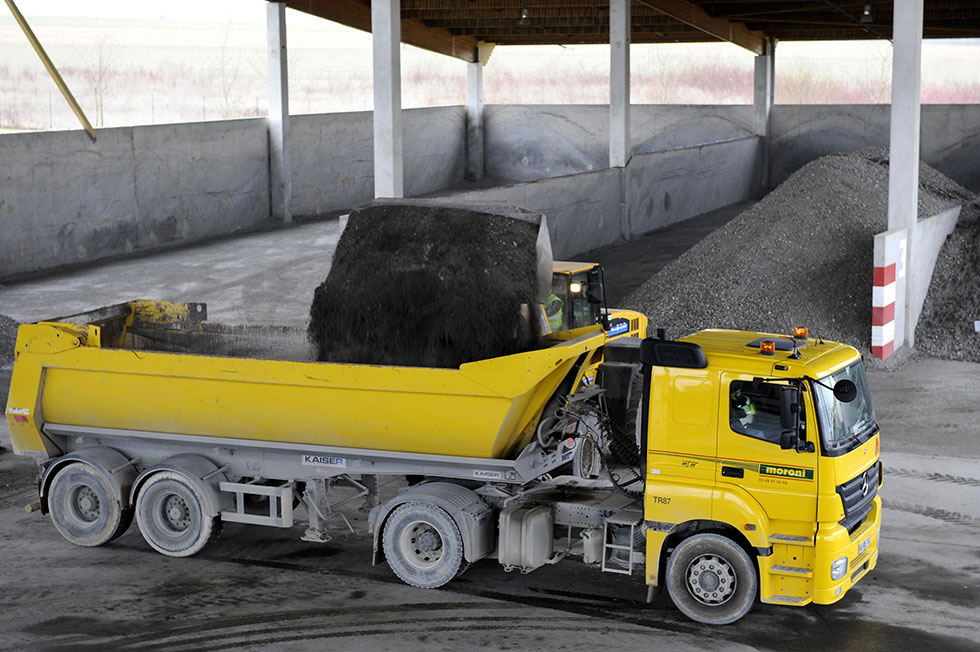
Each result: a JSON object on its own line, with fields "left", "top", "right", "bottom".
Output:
{"left": 219, "top": 480, "right": 295, "bottom": 528}
{"left": 601, "top": 506, "right": 643, "bottom": 575}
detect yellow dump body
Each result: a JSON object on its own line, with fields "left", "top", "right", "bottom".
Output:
{"left": 6, "top": 301, "right": 605, "bottom": 460}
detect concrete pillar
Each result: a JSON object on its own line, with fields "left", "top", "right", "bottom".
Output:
{"left": 372, "top": 0, "right": 404, "bottom": 198}
{"left": 753, "top": 39, "right": 774, "bottom": 193}
{"left": 753, "top": 49, "right": 772, "bottom": 137}
{"left": 267, "top": 2, "right": 292, "bottom": 223}
{"left": 466, "top": 60, "right": 484, "bottom": 181}
{"left": 609, "top": 0, "right": 630, "bottom": 168}
{"left": 888, "top": 0, "right": 923, "bottom": 347}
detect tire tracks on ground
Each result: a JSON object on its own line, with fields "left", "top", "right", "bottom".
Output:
{"left": 886, "top": 468, "right": 980, "bottom": 488}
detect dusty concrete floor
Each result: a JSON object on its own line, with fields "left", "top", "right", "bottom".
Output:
{"left": 1, "top": 208, "right": 978, "bottom": 651}
{"left": 0, "top": 217, "right": 347, "bottom": 326}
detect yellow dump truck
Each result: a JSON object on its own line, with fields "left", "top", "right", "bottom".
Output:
{"left": 5, "top": 301, "right": 880, "bottom": 625}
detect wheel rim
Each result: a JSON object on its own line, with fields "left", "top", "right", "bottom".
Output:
{"left": 155, "top": 493, "right": 193, "bottom": 533}
{"left": 398, "top": 520, "right": 444, "bottom": 571}
{"left": 162, "top": 494, "right": 192, "bottom": 531}
{"left": 69, "top": 484, "right": 102, "bottom": 523}
{"left": 685, "top": 553, "right": 737, "bottom": 606}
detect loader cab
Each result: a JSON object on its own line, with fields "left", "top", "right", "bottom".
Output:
{"left": 549, "top": 262, "right": 603, "bottom": 332}
{"left": 550, "top": 262, "right": 647, "bottom": 338}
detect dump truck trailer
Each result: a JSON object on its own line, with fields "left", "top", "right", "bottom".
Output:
{"left": 5, "top": 301, "right": 881, "bottom": 624}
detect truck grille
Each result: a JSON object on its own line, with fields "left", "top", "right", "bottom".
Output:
{"left": 836, "top": 463, "right": 879, "bottom": 533}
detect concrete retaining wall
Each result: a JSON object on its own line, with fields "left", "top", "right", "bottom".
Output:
{"left": 5, "top": 102, "right": 973, "bottom": 281}
{"left": 771, "top": 105, "right": 980, "bottom": 192}
{"left": 486, "top": 103, "right": 980, "bottom": 194}
{"left": 484, "top": 104, "right": 755, "bottom": 182}
{"left": 872, "top": 204, "right": 961, "bottom": 359}
{"left": 909, "top": 205, "right": 962, "bottom": 345}
{"left": 441, "top": 168, "right": 624, "bottom": 259}
{"left": 441, "top": 135, "right": 762, "bottom": 258}
{"left": 626, "top": 137, "right": 761, "bottom": 235}
{"left": 469, "top": 104, "right": 762, "bottom": 258}
{"left": 0, "top": 119, "right": 270, "bottom": 280}
{"left": 1, "top": 107, "right": 466, "bottom": 280}
{"left": 289, "top": 106, "right": 466, "bottom": 217}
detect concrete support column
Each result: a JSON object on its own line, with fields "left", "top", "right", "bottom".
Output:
{"left": 466, "top": 61, "right": 484, "bottom": 181}
{"left": 266, "top": 2, "right": 292, "bottom": 223}
{"left": 753, "top": 49, "right": 772, "bottom": 137}
{"left": 753, "top": 39, "right": 774, "bottom": 193}
{"left": 888, "top": 0, "right": 923, "bottom": 347}
{"left": 372, "top": 0, "right": 403, "bottom": 198}
{"left": 609, "top": 0, "right": 630, "bottom": 168}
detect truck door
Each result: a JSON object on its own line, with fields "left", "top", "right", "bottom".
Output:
{"left": 714, "top": 376, "right": 817, "bottom": 539}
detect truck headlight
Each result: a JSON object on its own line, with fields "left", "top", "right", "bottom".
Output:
{"left": 831, "top": 556, "right": 848, "bottom": 581}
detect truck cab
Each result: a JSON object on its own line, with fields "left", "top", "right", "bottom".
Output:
{"left": 640, "top": 329, "right": 881, "bottom": 623}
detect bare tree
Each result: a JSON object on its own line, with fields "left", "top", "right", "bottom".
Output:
{"left": 217, "top": 25, "right": 242, "bottom": 117}
{"left": 85, "top": 34, "right": 114, "bottom": 127}
{"left": 863, "top": 42, "right": 892, "bottom": 104}
{"left": 644, "top": 45, "right": 677, "bottom": 104}
{"left": 779, "top": 58, "right": 834, "bottom": 104}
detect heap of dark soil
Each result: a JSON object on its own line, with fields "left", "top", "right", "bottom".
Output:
{"left": 623, "top": 148, "right": 973, "bottom": 367}
{"left": 915, "top": 197, "right": 980, "bottom": 362}
{"left": 0, "top": 314, "right": 17, "bottom": 366}
{"left": 309, "top": 200, "right": 549, "bottom": 368}
{"left": 0, "top": 315, "right": 18, "bottom": 422}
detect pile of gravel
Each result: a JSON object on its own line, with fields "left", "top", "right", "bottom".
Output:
{"left": 915, "top": 196, "right": 980, "bottom": 362}
{"left": 309, "top": 199, "right": 552, "bottom": 368}
{"left": 622, "top": 148, "right": 975, "bottom": 365}
{"left": 0, "top": 314, "right": 18, "bottom": 366}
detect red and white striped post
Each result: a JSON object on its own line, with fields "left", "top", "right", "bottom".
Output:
{"left": 872, "top": 263, "right": 897, "bottom": 359}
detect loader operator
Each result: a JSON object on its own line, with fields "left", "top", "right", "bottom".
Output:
{"left": 545, "top": 292, "right": 564, "bottom": 332}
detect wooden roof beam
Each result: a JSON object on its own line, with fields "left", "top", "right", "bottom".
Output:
{"left": 286, "top": 0, "right": 478, "bottom": 62}
{"left": 635, "top": 0, "right": 765, "bottom": 54}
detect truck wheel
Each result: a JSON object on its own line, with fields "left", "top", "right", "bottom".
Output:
{"left": 382, "top": 502, "right": 464, "bottom": 588}
{"left": 135, "top": 471, "right": 219, "bottom": 557}
{"left": 666, "top": 533, "right": 757, "bottom": 625}
{"left": 48, "top": 462, "right": 126, "bottom": 547}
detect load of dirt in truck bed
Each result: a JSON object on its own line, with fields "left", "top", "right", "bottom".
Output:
{"left": 308, "top": 199, "right": 552, "bottom": 368}
{"left": 623, "top": 148, "right": 977, "bottom": 366}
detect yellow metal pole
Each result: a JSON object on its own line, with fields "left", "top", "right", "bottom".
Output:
{"left": 4, "top": 0, "right": 97, "bottom": 140}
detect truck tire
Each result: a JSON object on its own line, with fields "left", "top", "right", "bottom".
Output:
{"left": 382, "top": 501, "right": 464, "bottom": 588}
{"left": 665, "top": 533, "right": 757, "bottom": 625}
{"left": 48, "top": 462, "right": 126, "bottom": 547}
{"left": 135, "top": 471, "right": 219, "bottom": 557}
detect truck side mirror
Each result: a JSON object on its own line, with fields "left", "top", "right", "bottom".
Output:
{"left": 586, "top": 267, "right": 605, "bottom": 305}
{"left": 779, "top": 386, "right": 806, "bottom": 451}
{"left": 833, "top": 379, "right": 857, "bottom": 403}
{"left": 779, "top": 387, "right": 797, "bottom": 430}
{"left": 779, "top": 430, "right": 796, "bottom": 450}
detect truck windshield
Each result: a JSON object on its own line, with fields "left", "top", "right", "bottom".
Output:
{"left": 812, "top": 361, "right": 877, "bottom": 453}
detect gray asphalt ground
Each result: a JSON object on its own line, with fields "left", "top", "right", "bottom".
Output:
{"left": 1, "top": 208, "right": 978, "bottom": 651}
